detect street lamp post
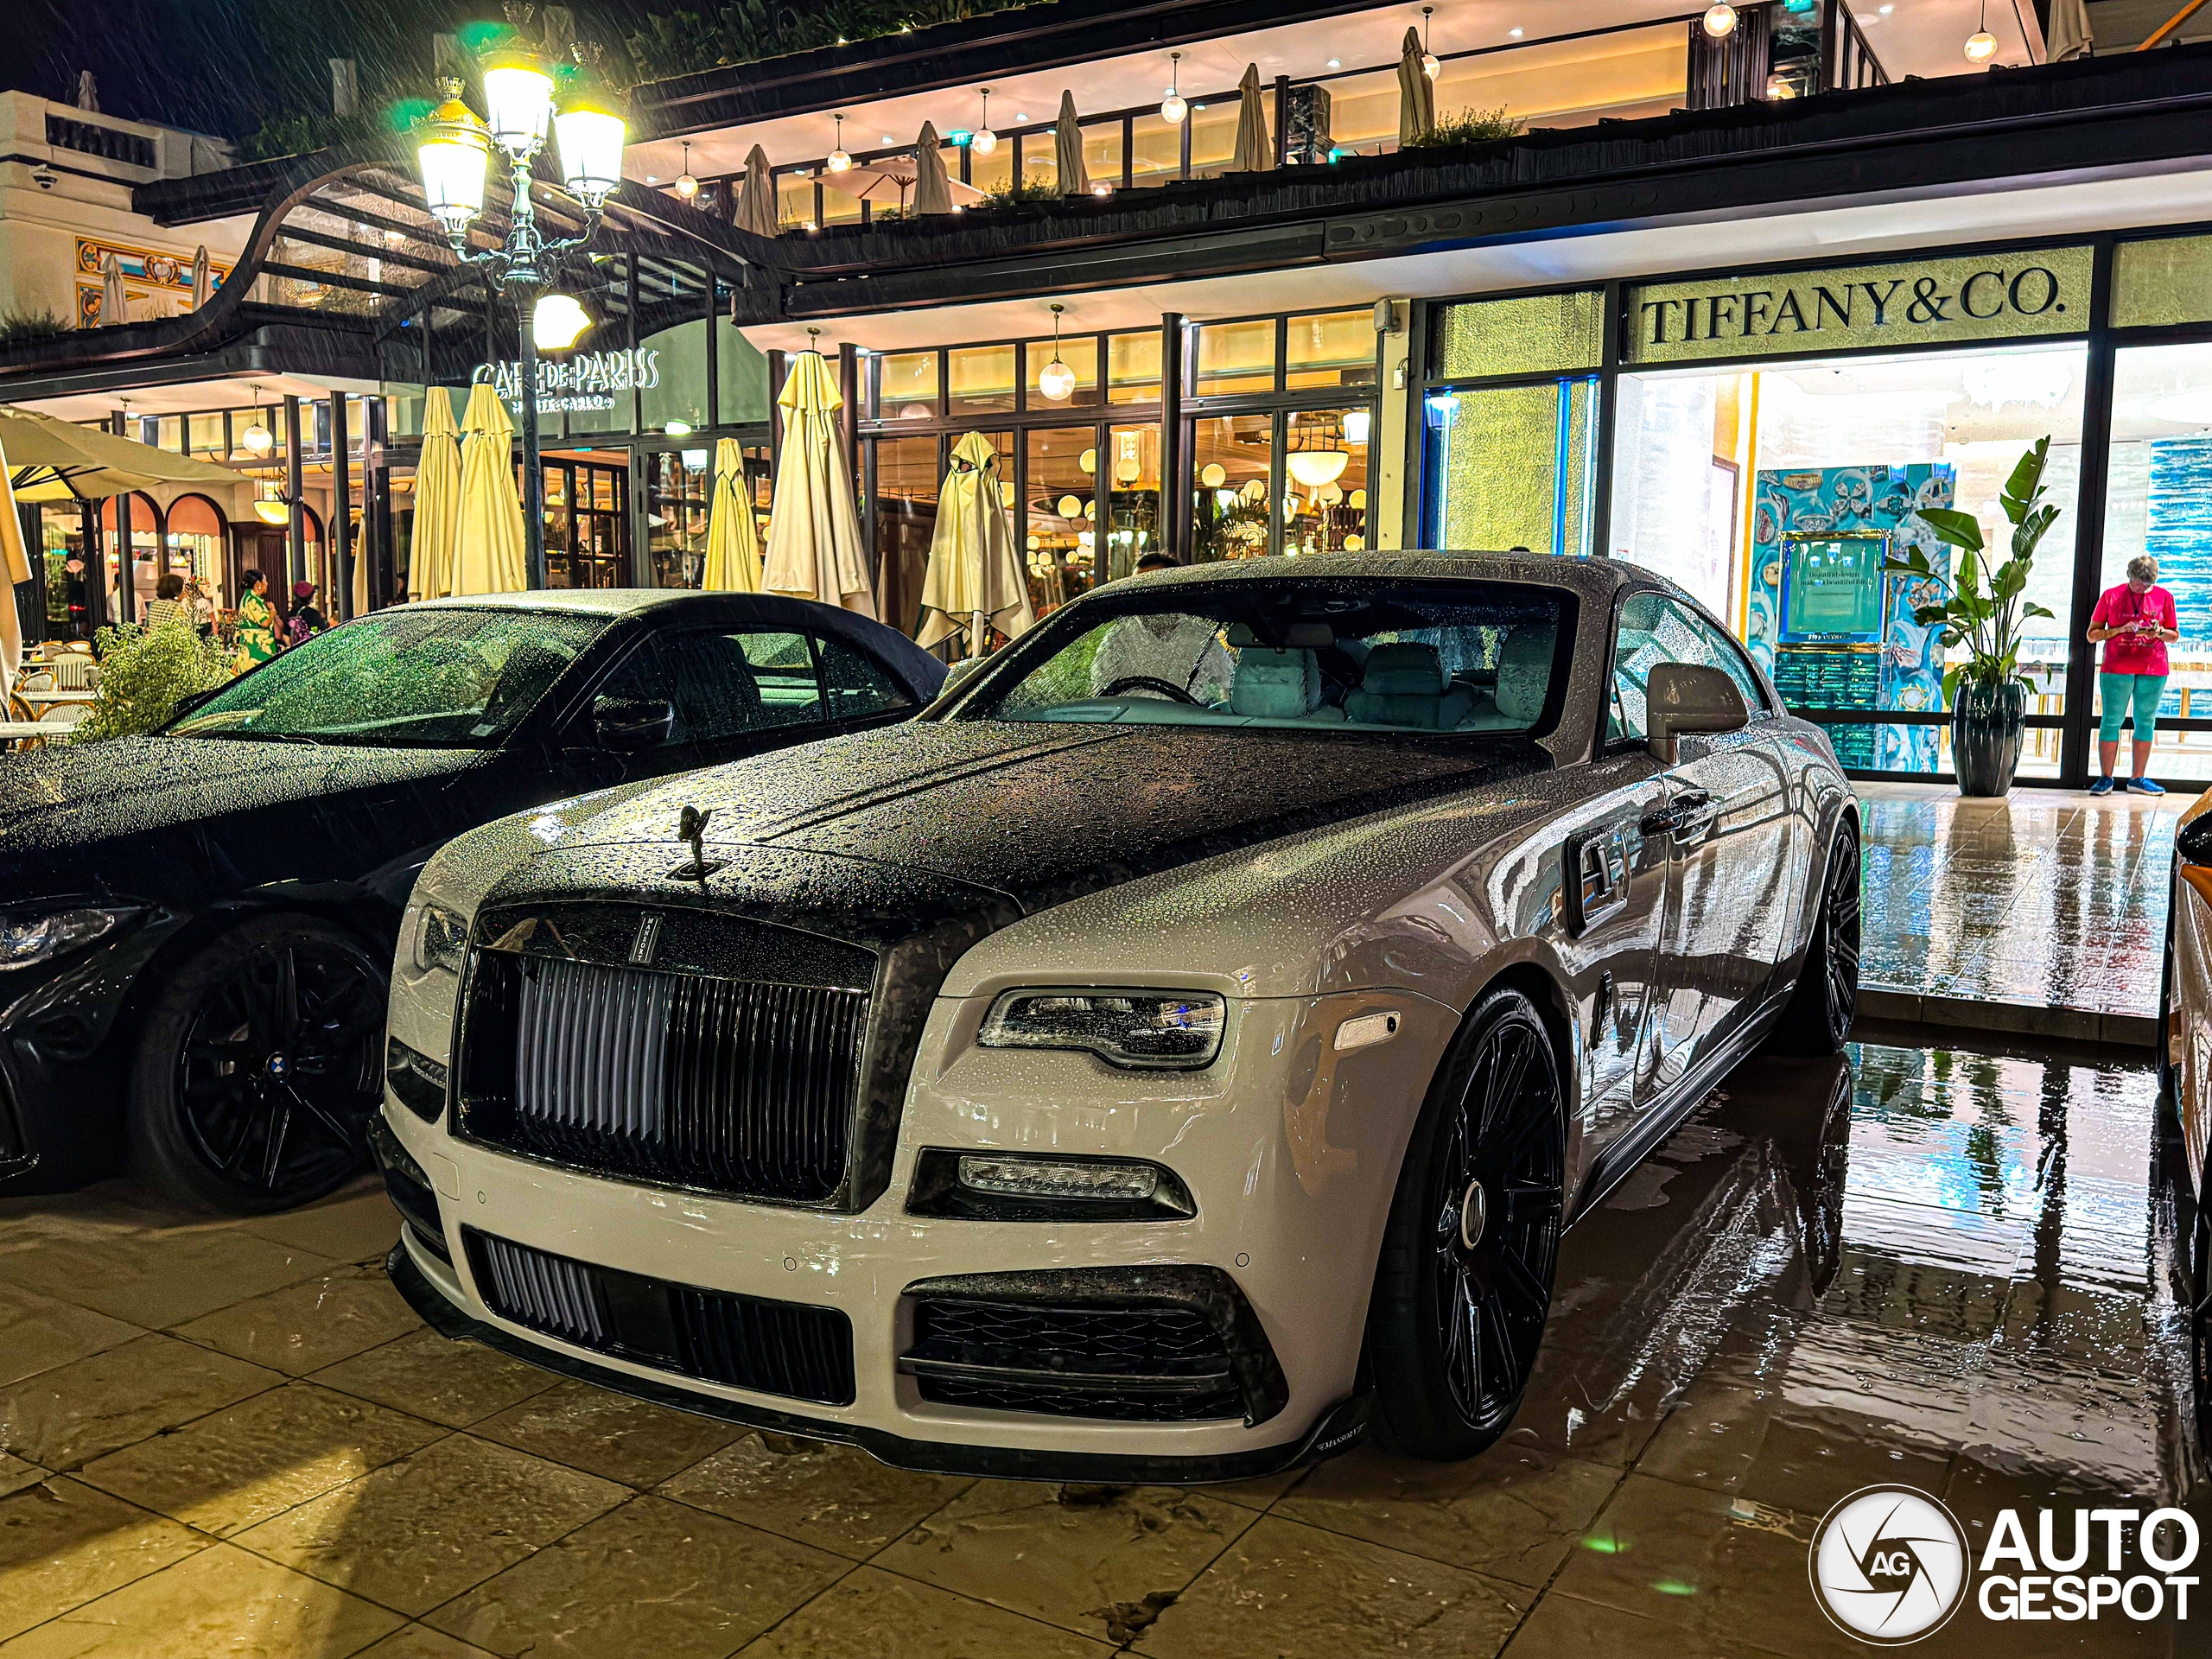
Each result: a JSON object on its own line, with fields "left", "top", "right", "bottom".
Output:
{"left": 415, "top": 53, "right": 625, "bottom": 589}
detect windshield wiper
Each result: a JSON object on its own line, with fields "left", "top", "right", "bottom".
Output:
{"left": 184, "top": 729, "right": 330, "bottom": 746}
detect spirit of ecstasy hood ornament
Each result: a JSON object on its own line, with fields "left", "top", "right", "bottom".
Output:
{"left": 673, "top": 804, "right": 724, "bottom": 881}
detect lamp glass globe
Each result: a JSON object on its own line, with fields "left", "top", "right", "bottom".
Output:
{"left": 1964, "top": 29, "right": 1998, "bottom": 60}
{"left": 1160, "top": 92, "right": 1187, "bottom": 124}
{"left": 1038, "top": 356, "right": 1077, "bottom": 401}
{"left": 1702, "top": 3, "right": 1738, "bottom": 39}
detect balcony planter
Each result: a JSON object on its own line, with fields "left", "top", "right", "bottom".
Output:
{"left": 1951, "top": 678, "right": 2027, "bottom": 798}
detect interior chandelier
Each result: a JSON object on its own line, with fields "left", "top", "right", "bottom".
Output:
{"left": 1965, "top": 0, "right": 1997, "bottom": 60}
{"left": 827, "top": 114, "right": 852, "bottom": 172}
{"left": 1421, "top": 7, "right": 1440, "bottom": 78}
{"left": 972, "top": 90, "right": 997, "bottom": 154}
{"left": 238, "top": 384, "right": 274, "bottom": 456}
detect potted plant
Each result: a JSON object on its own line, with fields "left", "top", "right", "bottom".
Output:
{"left": 1883, "top": 436, "right": 2059, "bottom": 798}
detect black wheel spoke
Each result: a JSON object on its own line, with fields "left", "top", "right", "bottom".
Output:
{"left": 1493, "top": 1243, "right": 1552, "bottom": 1319}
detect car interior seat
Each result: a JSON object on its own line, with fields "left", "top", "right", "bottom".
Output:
{"left": 1344, "top": 642, "right": 1476, "bottom": 729}
{"left": 1224, "top": 622, "right": 1342, "bottom": 721}
{"left": 1455, "top": 624, "right": 1557, "bottom": 729}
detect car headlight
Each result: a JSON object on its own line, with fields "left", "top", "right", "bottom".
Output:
{"left": 0, "top": 906, "right": 131, "bottom": 971}
{"left": 407, "top": 902, "right": 471, "bottom": 976}
{"left": 977, "top": 988, "right": 1226, "bottom": 1070}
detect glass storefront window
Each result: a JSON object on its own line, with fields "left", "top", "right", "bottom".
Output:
{"left": 1286, "top": 312, "right": 1377, "bottom": 391}
{"left": 968, "top": 138, "right": 1013, "bottom": 199}
{"left": 1426, "top": 379, "right": 1598, "bottom": 559}
{"left": 1030, "top": 334, "right": 1099, "bottom": 408}
{"left": 1283, "top": 408, "right": 1370, "bottom": 555}
{"left": 1129, "top": 112, "right": 1182, "bottom": 185}
{"left": 1318, "top": 67, "right": 1398, "bottom": 157}
{"left": 1432, "top": 291, "right": 1605, "bottom": 381}
{"left": 1108, "top": 332, "right": 1162, "bottom": 404}
{"left": 1104, "top": 424, "right": 1161, "bottom": 582}
{"left": 876, "top": 434, "right": 941, "bottom": 637}
{"left": 880, "top": 352, "right": 939, "bottom": 420}
{"left": 1025, "top": 427, "right": 1100, "bottom": 613}
{"left": 648, "top": 448, "right": 712, "bottom": 588}
{"left": 188, "top": 413, "right": 225, "bottom": 457}
{"left": 777, "top": 170, "right": 817, "bottom": 231}
{"left": 1083, "top": 120, "right": 1124, "bottom": 190}
{"left": 950, "top": 344, "right": 1017, "bottom": 416}
{"left": 1188, "top": 95, "right": 1250, "bottom": 179}
{"left": 1196, "top": 319, "right": 1276, "bottom": 397}
{"left": 1191, "top": 413, "right": 1274, "bottom": 563}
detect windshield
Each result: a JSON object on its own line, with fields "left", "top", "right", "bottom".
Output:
{"left": 169, "top": 608, "right": 609, "bottom": 747}
{"left": 976, "top": 578, "right": 1572, "bottom": 735}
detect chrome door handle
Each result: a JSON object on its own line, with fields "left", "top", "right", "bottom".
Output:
{"left": 1642, "top": 790, "right": 1717, "bottom": 839}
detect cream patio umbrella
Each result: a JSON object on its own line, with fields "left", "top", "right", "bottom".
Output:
{"left": 451, "top": 382, "right": 527, "bottom": 595}
{"left": 406, "top": 386, "right": 464, "bottom": 600}
{"left": 2048, "top": 0, "right": 2093, "bottom": 60}
{"left": 913, "top": 121, "right": 955, "bottom": 215}
{"left": 189, "top": 245, "right": 212, "bottom": 308}
{"left": 1229, "top": 65, "right": 1273, "bottom": 172}
{"left": 0, "top": 405, "right": 243, "bottom": 500}
{"left": 735, "top": 145, "right": 778, "bottom": 237}
{"left": 1397, "top": 28, "right": 1436, "bottom": 145}
{"left": 763, "top": 352, "right": 876, "bottom": 617}
{"left": 0, "top": 429, "right": 30, "bottom": 702}
{"left": 99, "top": 252, "right": 125, "bottom": 327}
{"left": 1053, "top": 92, "right": 1089, "bottom": 195}
{"left": 917, "top": 432, "right": 1033, "bottom": 655}
{"left": 702, "top": 437, "right": 764, "bottom": 592}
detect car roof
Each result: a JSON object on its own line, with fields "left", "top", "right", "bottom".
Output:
{"left": 1120, "top": 550, "right": 1669, "bottom": 604}
{"left": 397, "top": 588, "right": 721, "bottom": 617}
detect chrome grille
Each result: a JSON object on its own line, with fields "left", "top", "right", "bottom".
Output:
{"left": 476, "top": 954, "right": 868, "bottom": 1203}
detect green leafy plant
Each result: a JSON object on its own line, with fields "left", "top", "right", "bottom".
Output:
{"left": 1406, "top": 105, "right": 1524, "bottom": 150}
{"left": 980, "top": 175, "right": 1062, "bottom": 207}
{"left": 69, "top": 621, "right": 235, "bottom": 744}
{"left": 1883, "top": 435, "right": 2059, "bottom": 703}
{"left": 0, "top": 308, "right": 69, "bottom": 349}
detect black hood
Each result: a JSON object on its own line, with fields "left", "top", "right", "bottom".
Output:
{"left": 0, "top": 735, "right": 492, "bottom": 905}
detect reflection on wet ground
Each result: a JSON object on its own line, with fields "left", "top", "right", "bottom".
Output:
{"left": 1859, "top": 782, "right": 2177, "bottom": 1019}
{"left": 0, "top": 1036, "right": 2198, "bottom": 1656}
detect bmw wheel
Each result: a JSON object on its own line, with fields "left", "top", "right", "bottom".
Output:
{"left": 1766, "top": 821, "right": 1861, "bottom": 1057}
{"left": 1369, "top": 986, "right": 1565, "bottom": 1461}
{"left": 128, "top": 915, "right": 385, "bottom": 1213}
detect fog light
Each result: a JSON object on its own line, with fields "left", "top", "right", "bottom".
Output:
{"left": 957, "top": 1155, "right": 1160, "bottom": 1203}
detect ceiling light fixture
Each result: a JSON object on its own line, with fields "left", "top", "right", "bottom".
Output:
{"left": 1965, "top": 0, "right": 1997, "bottom": 60}
{"left": 239, "top": 385, "right": 274, "bottom": 456}
{"left": 972, "top": 89, "right": 997, "bottom": 154}
{"left": 674, "top": 140, "right": 698, "bottom": 199}
{"left": 827, "top": 114, "right": 852, "bottom": 172}
{"left": 1703, "top": 3, "right": 1738, "bottom": 38}
{"left": 1038, "top": 303, "right": 1077, "bottom": 401}
{"left": 1421, "top": 6, "right": 1441, "bottom": 78}
{"left": 1160, "top": 53, "right": 1187, "bottom": 124}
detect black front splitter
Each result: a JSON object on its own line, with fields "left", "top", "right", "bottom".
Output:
{"left": 385, "top": 1241, "right": 1371, "bottom": 1485}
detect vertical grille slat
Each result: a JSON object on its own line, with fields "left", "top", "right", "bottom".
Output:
{"left": 485, "top": 953, "right": 865, "bottom": 1203}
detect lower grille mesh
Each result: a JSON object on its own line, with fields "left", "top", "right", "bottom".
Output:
{"left": 904, "top": 1298, "right": 1243, "bottom": 1423}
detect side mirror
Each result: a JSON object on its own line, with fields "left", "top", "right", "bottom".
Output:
{"left": 593, "top": 696, "right": 674, "bottom": 753}
{"left": 2179, "top": 810, "right": 2212, "bottom": 868}
{"left": 1646, "top": 662, "right": 1748, "bottom": 764}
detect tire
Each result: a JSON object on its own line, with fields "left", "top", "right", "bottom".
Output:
{"left": 1764, "top": 820, "right": 1861, "bottom": 1057}
{"left": 1367, "top": 987, "right": 1566, "bottom": 1461}
{"left": 2188, "top": 1166, "right": 2212, "bottom": 1482}
{"left": 128, "top": 914, "right": 385, "bottom": 1214}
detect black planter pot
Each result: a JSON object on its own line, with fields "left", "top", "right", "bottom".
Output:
{"left": 1951, "top": 679, "right": 2027, "bottom": 798}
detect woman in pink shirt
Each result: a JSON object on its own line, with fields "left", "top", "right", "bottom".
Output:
{"left": 2086, "top": 555, "right": 2180, "bottom": 795}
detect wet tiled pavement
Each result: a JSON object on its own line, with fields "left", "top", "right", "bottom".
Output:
{"left": 0, "top": 1034, "right": 2196, "bottom": 1656}
{"left": 1859, "top": 783, "right": 2179, "bottom": 1031}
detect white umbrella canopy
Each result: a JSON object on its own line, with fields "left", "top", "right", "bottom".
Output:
{"left": 1054, "top": 91, "right": 1089, "bottom": 195}
{"left": 2048, "top": 0, "right": 2093, "bottom": 60}
{"left": 702, "top": 437, "right": 764, "bottom": 592}
{"left": 0, "top": 432, "right": 30, "bottom": 702}
{"left": 99, "top": 253, "right": 124, "bottom": 327}
{"left": 918, "top": 431, "right": 1034, "bottom": 655}
{"left": 406, "top": 387, "right": 463, "bottom": 600}
{"left": 763, "top": 353, "right": 877, "bottom": 618}
{"left": 451, "top": 383, "right": 527, "bottom": 595}
{"left": 822, "top": 159, "right": 982, "bottom": 211}
{"left": 0, "top": 405, "right": 240, "bottom": 500}
{"left": 1230, "top": 64, "right": 1274, "bottom": 172}
{"left": 735, "top": 145, "right": 778, "bottom": 237}
{"left": 913, "top": 121, "right": 955, "bottom": 215}
{"left": 1397, "top": 28, "right": 1437, "bottom": 145}
{"left": 189, "top": 245, "right": 212, "bottom": 308}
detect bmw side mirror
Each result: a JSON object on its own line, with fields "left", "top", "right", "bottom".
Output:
{"left": 593, "top": 696, "right": 674, "bottom": 753}
{"left": 1645, "top": 662, "right": 1748, "bottom": 765}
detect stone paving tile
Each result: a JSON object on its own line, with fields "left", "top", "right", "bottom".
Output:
{"left": 426, "top": 1493, "right": 848, "bottom": 1659}
{"left": 0, "top": 1333, "right": 282, "bottom": 1472}
{"left": 234, "top": 1433, "right": 626, "bottom": 1618}
{"left": 353, "top": 1625, "right": 503, "bottom": 1659}
{"left": 0, "top": 1228, "right": 340, "bottom": 1330}
{"left": 736, "top": 1565, "right": 1116, "bottom": 1658}
{"left": 1499, "top": 1591, "right": 1789, "bottom": 1658}
{"left": 658, "top": 1430, "right": 971, "bottom": 1559}
{"left": 873, "top": 1480, "right": 1259, "bottom": 1645}
{"left": 471, "top": 1379, "right": 742, "bottom": 1491}
{"left": 1135, "top": 1513, "right": 1527, "bottom": 1659}
{"left": 76, "top": 1382, "right": 444, "bottom": 1538}
{"left": 308, "top": 1329, "right": 554, "bottom": 1430}
{"left": 0, "top": 1455, "right": 47, "bottom": 1500}
{"left": 1274, "top": 1444, "right": 1619, "bottom": 1588}
{"left": 0, "top": 1539, "right": 404, "bottom": 1659}
{"left": 232, "top": 1180, "right": 401, "bottom": 1265}
{"left": 0, "top": 1477, "right": 207, "bottom": 1644}
{"left": 0, "top": 1284, "right": 143, "bottom": 1391}
{"left": 171, "top": 1265, "right": 423, "bottom": 1378}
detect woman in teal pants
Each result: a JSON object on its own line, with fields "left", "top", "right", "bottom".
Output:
{"left": 2086, "top": 554, "right": 2180, "bottom": 795}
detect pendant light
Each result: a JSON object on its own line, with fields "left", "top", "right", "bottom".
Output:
{"left": 1160, "top": 54, "right": 1186, "bottom": 125}
{"left": 1702, "top": 3, "right": 1738, "bottom": 38}
{"left": 673, "top": 141, "right": 698, "bottom": 199}
{"left": 239, "top": 384, "right": 274, "bottom": 457}
{"left": 827, "top": 114, "right": 852, "bottom": 173}
{"left": 971, "top": 89, "right": 997, "bottom": 155}
{"left": 1037, "top": 302, "right": 1077, "bottom": 401}
{"left": 1421, "top": 7, "right": 1440, "bottom": 79}
{"left": 1964, "top": 0, "right": 1997, "bottom": 60}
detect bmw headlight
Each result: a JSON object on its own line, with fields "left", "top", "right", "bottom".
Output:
{"left": 978, "top": 988, "right": 1226, "bottom": 1070}
{"left": 0, "top": 906, "right": 131, "bottom": 971}
{"left": 406, "top": 902, "right": 471, "bottom": 976}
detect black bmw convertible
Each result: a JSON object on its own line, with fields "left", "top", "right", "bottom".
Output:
{"left": 0, "top": 589, "right": 940, "bottom": 1211}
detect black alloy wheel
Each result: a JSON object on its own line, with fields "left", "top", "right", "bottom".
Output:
{"left": 1766, "top": 822, "right": 1862, "bottom": 1056}
{"left": 2192, "top": 1192, "right": 2212, "bottom": 1479}
{"left": 130, "top": 916, "right": 385, "bottom": 1212}
{"left": 1370, "top": 987, "right": 1565, "bottom": 1460}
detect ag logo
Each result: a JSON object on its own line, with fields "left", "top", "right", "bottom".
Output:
{"left": 1809, "top": 1485, "right": 1970, "bottom": 1644}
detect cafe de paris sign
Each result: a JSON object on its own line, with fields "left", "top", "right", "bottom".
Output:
{"left": 474, "top": 346, "right": 661, "bottom": 413}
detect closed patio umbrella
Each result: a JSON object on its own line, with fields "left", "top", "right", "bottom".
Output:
{"left": 406, "top": 387, "right": 463, "bottom": 600}
{"left": 2048, "top": 0, "right": 2092, "bottom": 60}
{"left": 1397, "top": 28, "right": 1436, "bottom": 145}
{"left": 1053, "top": 91, "right": 1089, "bottom": 195}
{"left": 763, "top": 352, "right": 876, "bottom": 617}
{"left": 913, "top": 121, "right": 954, "bottom": 215}
{"left": 918, "top": 432, "right": 1033, "bottom": 654}
{"left": 1230, "top": 64, "right": 1273, "bottom": 172}
{"left": 189, "top": 245, "right": 212, "bottom": 308}
{"left": 702, "top": 437, "right": 763, "bottom": 592}
{"left": 735, "top": 144, "right": 778, "bottom": 237}
{"left": 99, "top": 253, "right": 125, "bottom": 327}
{"left": 0, "top": 429, "right": 29, "bottom": 702}
{"left": 451, "top": 382, "right": 527, "bottom": 595}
